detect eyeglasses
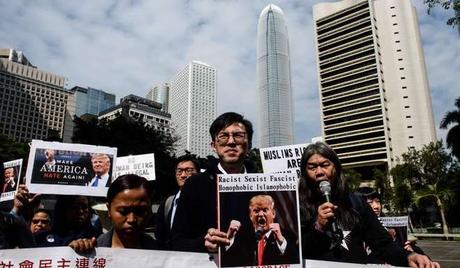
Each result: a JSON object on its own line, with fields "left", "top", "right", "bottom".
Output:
{"left": 215, "top": 132, "right": 247, "bottom": 145}
{"left": 175, "top": 168, "right": 196, "bottom": 175}
{"left": 32, "top": 219, "right": 50, "bottom": 224}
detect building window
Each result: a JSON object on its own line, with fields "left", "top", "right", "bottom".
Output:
{"left": 406, "top": 115, "right": 411, "bottom": 118}
{"left": 409, "top": 136, "right": 414, "bottom": 139}
{"left": 404, "top": 106, "right": 410, "bottom": 108}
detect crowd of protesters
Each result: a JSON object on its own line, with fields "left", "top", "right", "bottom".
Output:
{"left": 0, "top": 112, "right": 440, "bottom": 267}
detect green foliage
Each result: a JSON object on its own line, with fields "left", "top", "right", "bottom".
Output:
{"left": 248, "top": 148, "right": 263, "bottom": 173}
{"left": 424, "top": 0, "right": 460, "bottom": 27}
{"left": 372, "top": 168, "right": 395, "bottom": 212}
{"left": 440, "top": 97, "right": 460, "bottom": 160}
{"left": 0, "top": 135, "right": 29, "bottom": 177}
{"left": 72, "top": 114, "right": 178, "bottom": 200}
{"left": 343, "top": 168, "right": 362, "bottom": 192}
{"left": 389, "top": 141, "right": 460, "bottom": 234}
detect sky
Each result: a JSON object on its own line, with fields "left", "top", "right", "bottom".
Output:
{"left": 1, "top": 0, "right": 458, "bottom": 149}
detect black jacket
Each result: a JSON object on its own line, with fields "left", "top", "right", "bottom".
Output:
{"left": 221, "top": 226, "right": 299, "bottom": 267}
{"left": 155, "top": 194, "right": 176, "bottom": 250}
{"left": 97, "top": 228, "right": 158, "bottom": 249}
{"left": 301, "top": 193, "right": 409, "bottom": 266}
{"left": 171, "top": 158, "right": 256, "bottom": 252}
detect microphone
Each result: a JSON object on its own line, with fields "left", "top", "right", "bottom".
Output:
{"left": 318, "top": 181, "right": 343, "bottom": 244}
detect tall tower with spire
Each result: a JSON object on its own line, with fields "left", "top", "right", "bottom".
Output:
{"left": 257, "top": 4, "right": 295, "bottom": 148}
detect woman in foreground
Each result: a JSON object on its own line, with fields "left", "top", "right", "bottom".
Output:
{"left": 70, "top": 174, "right": 157, "bottom": 250}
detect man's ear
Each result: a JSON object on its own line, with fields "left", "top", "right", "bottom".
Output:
{"left": 106, "top": 203, "right": 111, "bottom": 218}
{"left": 211, "top": 141, "right": 217, "bottom": 153}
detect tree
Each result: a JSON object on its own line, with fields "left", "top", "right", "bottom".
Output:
{"left": 343, "top": 168, "right": 362, "bottom": 192}
{"left": 424, "top": 0, "right": 460, "bottom": 28}
{"left": 390, "top": 141, "right": 458, "bottom": 237}
{"left": 72, "top": 114, "right": 178, "bottom": 200}
{"left": 0, "top": 135, "right": 29, "bottom": 178}
{"left": 440, "top": 96, "right": 460, "bottom": 160}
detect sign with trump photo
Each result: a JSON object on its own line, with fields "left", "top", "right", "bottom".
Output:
{"left": 217, "top": 173, "right": 302, "bottom": 268}
{"left": 1, "top": 159, "right": 22, "bottom": 202}
{"left": 25, "top": 140, "right": 117, "bottom": 197}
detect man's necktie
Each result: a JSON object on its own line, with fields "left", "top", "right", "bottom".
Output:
{"left": 257, "top": 237, "right": 265, "bottom": 266}
{"left": 92, "top": 175, "right": 101, "bottom": 187}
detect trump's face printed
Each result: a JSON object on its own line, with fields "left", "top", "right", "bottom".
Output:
{"left": 92, "top": 155, "right": 110, "bottom": 176}
{"left": 249, "top": 195, "right": 276, "bottom": 232}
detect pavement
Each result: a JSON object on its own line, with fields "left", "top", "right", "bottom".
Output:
{"left": 417, "top": 240, "right": 460, "bottom": 268}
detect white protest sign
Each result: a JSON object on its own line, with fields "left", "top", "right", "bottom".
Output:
{"left": 0, "top": 247, "right": 215, "bottom": 268}
{"left": 26, "top": 140, "right": 117, "bottom": 197}
{"left": 114, "top": 153, "right": 156, "bottom": 181}
{"left": 259, "top": 143, "right": 309, "bottom": 178}
{"left": 1, "top": 159, "right": 22, "bottom": 202}
{"left": 379, "top": 216, "right": 408, "bottom": 228}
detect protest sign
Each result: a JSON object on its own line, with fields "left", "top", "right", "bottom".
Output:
{"left": 25, "top": 140, "right": 117, "bottom": 197}
{"left": 218, "top": 173, "right": 301, "bottom": 268}
{"left": 259, "top": 143, "right": 309, "bottom": 178}
{"left": 114, "top": 153, "right": 155, "bottom": 181}
{"left": 0, "top": 247, "right": 215, "bottom": 268}
{"left": 1, "top": 159, "right": 22, "bottom": 202}
{"left": 379, "top": 216, "right": 409, "bottom": 248}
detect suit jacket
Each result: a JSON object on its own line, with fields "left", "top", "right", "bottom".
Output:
{"left": 2, "top": 182, "right": 16, "bottom": 193}
{"left": 221, "top": 227, "right": 299, "bottom": 267}
{"left": 171, "top": 158, "right": 257, "bottom": 252}
{"left": 155, "top": 194, "right": 176, "bottom": 250}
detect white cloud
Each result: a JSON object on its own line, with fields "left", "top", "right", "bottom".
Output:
{"left": 0, "top": 0, "right": 457, "bottom": 149}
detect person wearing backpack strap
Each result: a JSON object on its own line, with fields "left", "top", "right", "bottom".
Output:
{"left": 155, "top": 154, "right": 199, "bottom": 250}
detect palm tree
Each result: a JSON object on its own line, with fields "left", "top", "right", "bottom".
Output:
{"left": 440, "top": 97, "right": 460, "bottom": 160}
{"left": 412, "top": 183, "right": 454, "bottom": 238}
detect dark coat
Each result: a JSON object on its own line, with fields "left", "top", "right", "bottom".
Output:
{"left": 97, "top": 228, "right": 158, "bottom": 249}
{"left": 221, "top": 227, "right": 299, "bottom": 267}
{"left": 155, "top": 194, "right": 176, "bottom": 250}
{"left": 171, "top": 158, "right": 256, "bottom": 252}
{"left": 301, "top": 193, "right": 409, "bottom": 266}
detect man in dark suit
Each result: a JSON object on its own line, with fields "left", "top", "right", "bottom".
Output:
{"left": 171, "top": 112, "right": 256, "bottom": 252}
{"left": 221, "top": 195, "right": 298, "bottom": 267}
{"left": 86, "top": 154, "right": 111, "bottom": 188}
{"left": 2, "top": 167, "right": 17, "bottom": 193}
{"left": 155, "top": 155, "right": 199, "bottom": 249}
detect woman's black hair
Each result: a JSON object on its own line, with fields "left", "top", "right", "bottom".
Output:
{"left": 107, "top": 174, "right": 153, "bottom": 204}
{"left": 355, "top": 187, "right": 381, "bottom": 200}
{"left": 298, "top": 142, "right": 358, "bottom": 229}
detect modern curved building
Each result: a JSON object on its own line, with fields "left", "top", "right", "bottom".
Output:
{"left": 257, "top": 4, "right": 294, "bottom": 148}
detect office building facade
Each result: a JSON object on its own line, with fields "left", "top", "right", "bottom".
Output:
{"left": 99, "top": 94, "right": 172, "bottom": 135}
{"left": 169, "top": 61, "right": 217, "bottom": 157}
{"left": 257, "top": 4, "right": 295, "bottom": 148}
{"left": 70, "top": 86, "right": 116, "bottom": 117}
{"left": 0, "top": 48, "right": 74, "bottom": 143}
{"left": 313, "top": 0, "right": 436, "bottom": 173}
{"left": 146, "top": 83, "right": 169, "bottom": 112}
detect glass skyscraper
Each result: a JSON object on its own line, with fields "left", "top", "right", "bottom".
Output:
{"left": 257, "top": 4, "right": 294, "bottom": 148}
{"left": 71, "top": 86, "right": 116, "bottom": 117}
